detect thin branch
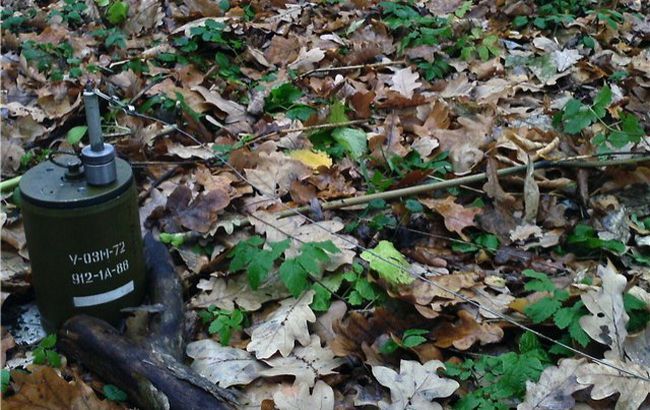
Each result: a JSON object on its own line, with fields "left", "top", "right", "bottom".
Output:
{"left": 245, "top": 119, "right": 368, "bottom": 147}
{"left": 299, "top": 60, "right": 406, "bottom": 78}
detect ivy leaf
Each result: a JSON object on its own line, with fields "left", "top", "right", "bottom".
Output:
{"left": 265, "top": 83, "right": 302, "bottom": 111}
{"left": 106, "top": 1, "right": 128, "bottom": 25}
{"left": 360, "top": 240, "right": 413, "bottom": 286}
{"left": 103, "top": 384, "right": 127, "bottom": 401}
{"left": 331, "top": 128, "right": 368, "bottom": 160}
{"left": 66, "top": 126, "right": 87, "bottom": 145}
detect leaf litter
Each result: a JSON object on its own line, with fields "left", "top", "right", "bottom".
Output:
{"left": 1, "top": 0, "right": 650, "bottom": 408}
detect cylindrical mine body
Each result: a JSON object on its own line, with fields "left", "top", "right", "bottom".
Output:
{"left": 19, "top": 158, "right": 145, "bottom": 332}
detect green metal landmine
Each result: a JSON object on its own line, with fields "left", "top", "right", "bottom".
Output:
{"left": 19, "top": 86, "right": 145, "bottom": 332}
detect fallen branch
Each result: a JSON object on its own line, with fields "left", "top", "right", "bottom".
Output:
{"left": 161, "top": 153, "right": 650, "bottom": 245}
{"left": 58, "top": 234, "right": 238, "bottom": 409}
{"left": 299, "top": 60, "right": 406, "bottom": 78}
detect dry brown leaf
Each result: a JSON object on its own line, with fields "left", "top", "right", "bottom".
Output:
{"left": 167, "top": 143, "right": 215, "bottom": 160}
{"left": 431, "top": 310, "right": 504, "bottom": 350}
{"left": 244, "top": 151, "right": 312, "bottom": 208}
{"left": 4, "top": 366, "right": 120, "bottom": 410}
{"left": 439, "top": 73, "right": 475, "bottom": 98}
{"left": 420, "top": 197, "right": 481, "bottom": 241}
{"left": 1, "top": 139, "right": 25, "bottom": 175}
{"left": 187, "top": 340, "right": 265, "bottom": 388}
{"left": 265, "top": 35, "right": 301, "bottom": 66}
{"left": 312, "top": 300, "right": 347, "bottom": 346}
{"left": 177, "top": 188, "right": 230, "bottom": 233}
{"left": 2, "top": 327, "right": 15, "bottom": 367}
{"left": 431, "top": 115, "right": 492, "bottom": 175}
{"left": 259, "top": 335, "right": 344, "bottom": 387}
{"left": 371, "top": 359, "right": 459, "bottom": 410}
{"left": 250, "top": 213, "right": 357, "bottom": 270}
{"left": 389, "top": 67, "right": 422, "bottom": 99}
{"left": 192, "top": 85, "right": 248, "bottom": 123}
{"left": 288, "top": 47, "right": 325, "bottom": 72}
{"left": 402, "top": 271, "right": 479, "bottom": 306}
{"left": 273, "top": 381, "right": 335, "bottom": 410}
{"left": 576, "top": 351, "right": 650, "bottom": 410}
{"left": 190, "top": 273, "right": 289, "bottom": 311}
{"left": 247, "top": 291, "right": 317, "bottom": 359}
{"left": 123, "top": 0, "right": 164, "bottom": 35}
{"left": 331, "top": 308, "right": 421, "bottom": 359}
{"left": 524, "top": 160, "right": 540, "bottom": 223}
{"left": 579, "top": 262, "right": 629, "bottom": 358}
{"left": 519, "top": 358, "right": 587, "bottom": 410}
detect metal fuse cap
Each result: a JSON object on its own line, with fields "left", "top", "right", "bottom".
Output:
{"left": 81, "top": 143, "right": 117, "bottom": 186}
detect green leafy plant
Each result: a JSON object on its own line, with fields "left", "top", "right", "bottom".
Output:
{"left": 380, "top": 328, "right": 429, "bottom": 354}
{"left": 20, "top": 148, "right": 53, "bottom": 171}
{"left": 522, "top": 270, "right": 591, "bottom": 348}
{"left": 198, "top": 306, "right": 246, "bottom": 345}
{"left": 452, "top": 233, "right": 500, "bottom": 254}
{"left": 49, "top": 0, "right": 88, "bottom": 26}
{"left": 380, "top": 2, "right": 453, "bottom": 51}
{"left": 228, "top": 235, "right": 289, "bottom": 289}
{"left": 21, "top": 41, "right": 83, "bottom": 80}
{"left": 311, "top": 262, "right": 385, "bottom": 311}
{"left": 92, "top": 27, "right": 127, "bottom": 49}
{"left": 555, "top": 86, "right": 644, "bottom": 148}
{"left": 624, "top": 293, "right": 650, "bottom": 332}
{"left": 417, "top": 57, "right": 452, "bottom": 81}
{"left": 264, "top": 83, "right": 315, "bottom": 120}
{"left": 512, "top": 0, "right": 592, "bottom": 29}
{"left": 172, "top": 19, "right": 243, "bottom": 74}
{"left": 32, "top": 334, "right": 61, "bottom": 368}
{"left": 106, "top": 1, "right": 128, "bottom": 25}
{"left": 1, "top": 8, "right": 37, "bottom": 33}
{"left": 591, "top": 8, "right": 623, "bottom": 29}
{"left": 1, "top": 369, "right": 9, "bottom": 394}
{"left": 103, "top": 384, "right": 128, "bottom": 402}
{"left": 279, "top": 241, "right": 340, "bottom": 297}
{"left": 159, "top": 232, "right": 186, "bottom": 247}
{"left": 228, "top": 235, "right": 340, "bottom": 297}
{"left": 66, "top": 126, "right": 88, "bottom": 145}
{"left": 566, "top": 223, "right": 626, "bottom": 255}
{"left": 451, "top": 28, "right": 501, "bottom": 61}
{"left": 444, "top": 332, "right": 551, "bottom": 410}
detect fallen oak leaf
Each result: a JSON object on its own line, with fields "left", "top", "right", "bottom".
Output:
{"left": 190, "top": 273, "right": 289, "bottom": 311}
{"left": 518, "top": 358, "right": 587, "bottom": 410}
{"left": 259, "top": 335, "right": 344, "bottom": 387}
{"left": 420, "top": 197, "right": 481, "bottom": 241}
{"left": 579, "top": 261, "right": 629, "bottom": 358}
{"left": 431, "top": 310, "right": 504, "bottom": 350}
{"left": 273, "top": 381, "right": 335, "bottom": 410}
{"left": 187, "top": 340, "right": 265, "bottom": 388}
{"left": 389, "top": 67, "right": 422, "bottom": 99}
{"left": 371, "top": 359, "right": 459, "bottom": 410}
{"left": 575, "top": 350, "right": 650, "bottom": 410}
{"left": 4, "top": 366, "right": 120, "bottom": 410}
{"left": 247, "top": 290, "right": 316, "bottom": 359}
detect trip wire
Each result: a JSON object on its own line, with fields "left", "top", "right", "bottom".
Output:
{"left": 94, "top": 88, "right": 650, "bottom": 381}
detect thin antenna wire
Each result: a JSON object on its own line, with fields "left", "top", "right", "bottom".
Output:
{"left": 96, "top": 90, "right": 650, "bottom": 381}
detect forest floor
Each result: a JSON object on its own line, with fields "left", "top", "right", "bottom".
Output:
{"left": 1, "top": 0, "right": 650, "bottom": 408}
